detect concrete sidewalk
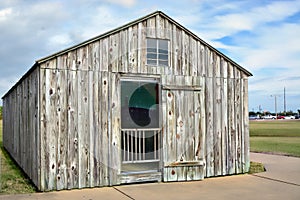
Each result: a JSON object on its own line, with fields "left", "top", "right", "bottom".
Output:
{"left": 250, "top": 152, "right": 300, "bottom": 186}
{"left": 1, "top": 153, "right": 300, "bottom": 200}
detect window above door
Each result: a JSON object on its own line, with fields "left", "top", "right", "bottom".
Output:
{"left": 146, "top": 38, "right": 169, "bottom": 67}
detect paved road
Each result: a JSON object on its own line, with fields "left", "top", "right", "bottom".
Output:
{"left": 1, "top": 153, "right": 299, "bottom": 200}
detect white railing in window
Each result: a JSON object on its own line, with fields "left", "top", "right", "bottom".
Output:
{"left": 121, "top": 128, "right": 161, "bottom": 164}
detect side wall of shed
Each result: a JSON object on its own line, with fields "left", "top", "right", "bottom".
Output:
{"left": 2, "top": 67, "right": 40, "bottom": 187}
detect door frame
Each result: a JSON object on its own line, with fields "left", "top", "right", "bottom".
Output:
{"left": 119, "top": 74, "right": 163, "bottom": 183}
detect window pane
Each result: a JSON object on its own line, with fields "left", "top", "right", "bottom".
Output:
{"left": 147, "top": 39, "right": 157, "bottom": 49}
{"left": 121, "top": 81, "right": 159, "bottom": 128}
{"left": 158, "top": 40, "right": 168, "bottom": 50}
{"left": 147, "top": 53, "right": 157, "bottom": 59}
{"left": 158, "top": 49, "right": 168, "bottom": 54}
{"left": 147, "top": 48, "right": 157, "bottom": 53}
{"left": 147, "top": 59, "right": 157, "bottom": 65}
{"left": 158, "top": 54, "right": 168, "bottom": 60}
{"left": 159, "top": 60, "right": 168, "bottom": 66}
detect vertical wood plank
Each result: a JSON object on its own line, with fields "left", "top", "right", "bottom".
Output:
{"left": 240, "top": 73, "right": 245, "bottom": 173}
{"left": 109, "top": 34, "right": 119, "bottom": 72}
{"left": 205, "top": 48, "right": 214, "bottom": 177}
{"left": 175, "top": 77, "right": 185, "bottom": 161}
{"left": 44, "top": 60, "right": 58, "bottom": 190}
{"left": 88, "top": 41, "right": 100, "bottom": 71}
{"left": 213, "top": 54, "right": 222, "bottom": 176}
{"left": 77, "top": 69, "right": 89, "bottom": 188}
{"left": 161, "top": 75, "right": 168, "bottom": 181}
{"left": 101, "top": 71, "right": 109, "bottom": 186}
{"left": 190, "top": 37, "right": 198, "bottom": 76}
{"left": 119, "top": 30, "right": 128, "bottom": 73}
{"left": 128, "top": 25, "right": 138, "bottom": 73}
{"left": 138, "top": 22, "right": 147, "bottom": 74}
{"left": 221, "top": 59, "right": 228, "bottom": 175}
{"left": 29, "top": 69, "right": 39, "bottom": 186}
{"left": 110, "top": 73, "right": 121, "bottom": 185}
{"left": 199, "top": 43, "right": 206, "bottom": 77}
{"left": 166, "top": 76, "right": 176, "bottom": 164}
{"left": 56, "top": 55, "right": 69, "bottom": 190}
{"left": 67, "top": 51, "right": 79, "bottom": 189}
{"left": 101, "top": 38, "right": 109, "bottom": 72}
{"left": 242, "top": 74, "right": 250, "bottom": 173}
{"left": 156, "top": 14, "right": 165, "bottom": 75}
{"left": 164, "top": 20, "right": 172, "bottom": 75}
{"left": 194, "top": 90, "right": 201, "bottom": 161}
{"left": 199, "top": 76, "right": 206, "bottom": 179}
{"left": 227, "top": 63, "right": 236, "bottom": 174}
{"left": 235, "top": 69, "right": 242, "bottom": 174}
{"left": 185, "top": 77, "right": 194, "bottom": 162}
{"left": 181, "top": 31, "right": 189, "bottom": 76}
{"left": 40, "top": 66, "right": 46, "bottom": 191}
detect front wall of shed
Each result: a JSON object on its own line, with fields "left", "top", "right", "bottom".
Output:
{"left": 2, "top": 68, "right": 40, "bottom": 187}
{"left": 28, "top": 14, "right": 248, "bottom": 191}
{"left": 39, "top": 18, "right": 249, "bottom": 191}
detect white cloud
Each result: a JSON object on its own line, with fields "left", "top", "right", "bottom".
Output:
{"left": 103, "top": 0, "right": 136, "bottom": 7}
{"left": 48, "top": 34, "right": 72, "bottom": 49}
{"left": 0, "top": 7, "right": 12, "bottom": 21}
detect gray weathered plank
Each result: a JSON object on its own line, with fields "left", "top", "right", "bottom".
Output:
{"left": 110, "top": 72, "right": 121, "bottom": 185}
{"left": 221, "top": 59, "right": 228, "bottom": 175}
{"left": 213, "top": 54, "right": 222, "bottom": 176}
{"left": 67, "top": 51, "right": 79, "bottom": 189}
{"left": 227, "top": 63, "right": 236, "bottom": 174}
{"left": 100, "top": 71, "right": 109, "bottom": 186}
{"left": 205, "top": 49, "right": 214, "bottom": 177}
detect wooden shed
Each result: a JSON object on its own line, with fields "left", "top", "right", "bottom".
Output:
{"left": 2, "top": 11, "right": 252, "bottom": 191}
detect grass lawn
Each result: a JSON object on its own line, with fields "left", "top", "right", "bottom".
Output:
{"left": 0, "top": 120, "right": 36, "bottom": 194}
{"left": 250, "top": 120, "right": 300, "bottom": 157}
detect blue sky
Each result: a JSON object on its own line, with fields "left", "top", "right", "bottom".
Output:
{"left": 0, "top": 0, "right": 299, "bottom": 113}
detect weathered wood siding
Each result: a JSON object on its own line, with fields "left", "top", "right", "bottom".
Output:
{"left": 2, "top": 12, "right": 250, "bottom": 191}
{"left": 39, "top": 52, "right": 115, "bottom": 190}
{"left": 2, "top": 68, "right": 40, "bottom": 187}
{"left": 162, "top": 75, "right": 205, "bottom": 181}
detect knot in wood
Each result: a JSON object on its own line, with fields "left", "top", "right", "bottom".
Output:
{"left": 179, "top": 120, "right": 184, "bottom": 127}
{"left": 49, "top": 88, "right": 54, "bottom": 95}
{"left": 171, "top": 169, "right": 176, "bottom": 175}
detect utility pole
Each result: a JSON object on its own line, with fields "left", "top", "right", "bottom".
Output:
{"left": 271, "top": 95, "right": 279, "bottom": 119}
{"left": 284, "top": 87, "right": 286, "bottom": 115}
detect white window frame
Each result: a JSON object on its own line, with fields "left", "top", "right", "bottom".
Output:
{"left": 146, "top": 38, "right": 169, "bottom": 67}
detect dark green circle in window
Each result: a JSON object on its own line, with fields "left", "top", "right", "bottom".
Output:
{"left": 128, "top": 83, "right": 157, "bottom": 127}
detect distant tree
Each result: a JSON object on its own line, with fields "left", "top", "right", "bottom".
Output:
{"left": 298, "top": 109, "right": 300, "bottom": 115}
{"left": 249, "top": 111, "right": 256, "bottom": 116}
{"left": 286, "top": 110, "right": 295, "bottom": 116}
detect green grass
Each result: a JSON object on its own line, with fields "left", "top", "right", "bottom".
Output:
{"left": 250, "top": 120, "right": 300, "bottom": 137}
{"left": 250, "top": 120, "right": 300, "bottom": 157}
{"left": 248, "top": 161, "right": 265, "bottom": 174}
{"left": 0, "top": 120, "right": 36, "bottom": 194}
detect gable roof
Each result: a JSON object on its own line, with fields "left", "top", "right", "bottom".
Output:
{"left": 2, "top": 11, "right": 252, "bottom": 99}
{"left": 36, "top": 10, "right": 252, "bottom": 76}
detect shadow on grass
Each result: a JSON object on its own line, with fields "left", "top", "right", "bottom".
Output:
{"left": 0, "top": 146, "right": 37, "bottom": 194}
